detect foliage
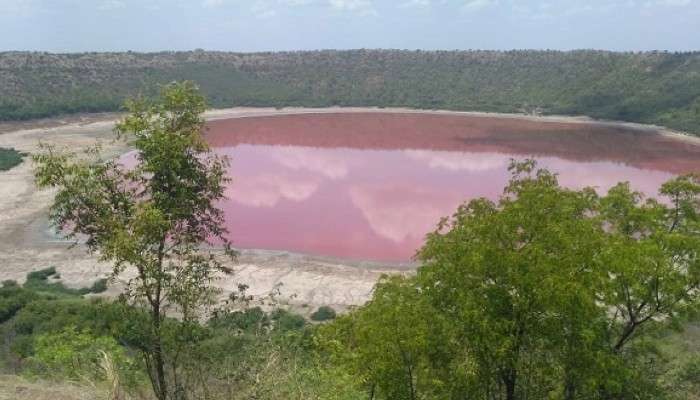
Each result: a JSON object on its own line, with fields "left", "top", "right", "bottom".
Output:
{"left": 88, "top": 278, "right": 109, "bottom": 294}
{"left": 319, "top": 275, "right": 453, "bottom": 400}
{"left": 33, "top": 81, "right": 235, "bottom": 400}
{"left": 322, "top": 160, "right": 700, "bottom": 400}
{"left": 310, "top": 305, "right": 337, "bottom": 321}
{"left": 1, "top": 272, "right": 362, "bottom": 400}
{"left": 2, "top": 50, "right": 700, "bottom": 134}
{"left": 0, "top": 283, "right": 39, "bottom": 324}
{"left": 23, "top": 267, "right": 107, "bottom": 296}
{"left": 0, "top": 148, "right": 25, "bottom": 171}
{"left": 30, "top": 326, "right": 143, "bottom": 388}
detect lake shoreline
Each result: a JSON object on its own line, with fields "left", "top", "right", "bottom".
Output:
{"left": 0, "top": 107, "right": 698, "bottom": 309}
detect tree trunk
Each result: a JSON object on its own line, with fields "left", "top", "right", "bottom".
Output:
{"left": 152, "top": 305, "right": 168, "bottom": 400}
{"left": 564, "top": 379, "right": 576, "bottom": 400}
{"left": 502, "top": 369, "right": 517, "bottom": 400}
{"left": 151, "top": 240, "right": 168, "bottom": 400}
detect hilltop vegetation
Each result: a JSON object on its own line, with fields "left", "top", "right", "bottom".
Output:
{"left": 2, "top": 50, "right": 700, "bottom": 134}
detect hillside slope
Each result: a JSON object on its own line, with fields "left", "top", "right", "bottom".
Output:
{"left": 1, "top": 49, "right": 700, "bottom": 134}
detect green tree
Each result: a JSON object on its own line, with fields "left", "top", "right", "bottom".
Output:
{"left": 33, "top": 81, "right": 234, "bottom": 400}
{"left": 326, "top": 161, "right": 699, "bottom": 399}
{"left": 416, "top": 161, "right": 700, "bottom": 399}
{"left": 417, "top": 160, "right": 607, "bottom": 400}
{"left": 320, "top": 275, "right": 452, "bottom": 400}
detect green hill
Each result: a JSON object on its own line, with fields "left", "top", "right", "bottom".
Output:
{"left": 2, "top": 49, "right": 700, "bottom": 134}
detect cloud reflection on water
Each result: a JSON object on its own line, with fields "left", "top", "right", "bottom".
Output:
{"left": 213, "top": 143, "right": 680, "bottom": 262}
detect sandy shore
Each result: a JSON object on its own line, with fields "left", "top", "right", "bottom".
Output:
{"left": 0, "top": 107, "right": 697, "bottom": 311}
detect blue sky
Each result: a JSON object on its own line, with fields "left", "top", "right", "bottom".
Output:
{"left": 1, "top": 0, "right": 699, "bottom": 52}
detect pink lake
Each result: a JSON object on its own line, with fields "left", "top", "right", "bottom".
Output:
{"left": 202, "top": 113, "right": 700, "bottom": 263}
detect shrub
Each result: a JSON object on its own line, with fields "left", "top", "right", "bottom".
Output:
{"left": 30, "top": 326, "right": 143, "bottom": 388}
{"left": 25, "top": 267, "right": 57, "bottom": 283}
{"left": 23, "top": 268, "right": 107, "bottom": 296}
{"left": 272, "top": 309, "right": 307, "bottom": 331}
{"left": 0, "top": 148, "right": 25, "bottom": 171}
{"left": 209, "top": 306, "right": 270, "bottom": 333}
{"left": 89, "top": 278, "right": 108, "bottom": 294}
{"left": 310, "top": 306, "right": 337, "bottom": 322}
{"left": 0, "top": 285, "right": 39, "bottom": 324}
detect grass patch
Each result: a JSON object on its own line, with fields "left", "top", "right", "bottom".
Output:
{"left": 0, "top": 148, "right": 25, "bottom": 171}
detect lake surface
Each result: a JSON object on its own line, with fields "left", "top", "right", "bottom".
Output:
{"left": 204, "top": 112, "right": 700, "bottom": 262}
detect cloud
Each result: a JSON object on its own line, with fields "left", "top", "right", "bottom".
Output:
{"left": 329, "top": 0, "right": 377, "bottom": 15}
{"left": 202, "top": 0, "right": 375, "bottom": 15}
{"left": 269, "top": 146, "right": 350, "bottom": 179}
{"left": 654, "top": 0, "right": 692, "bottom": 5}
{"left": 510, "top": 0, "right": 631, "bottom": 20}
{"left": 461, "top": 0, "right": 498, "bottom": 13}
{"left": 227, "top": 173, "right": 319, "bottom": 208}
{"left": 99, "top": 0, "right": 126, "bottom": 11}
{"left": 349, "top": 184, "right": 452, "bottom": 243}
{"left": 0, "top": 0, "right": 40, "bottom": 16}
{"left": 202, "top": 0, "right": 225, "bottom": 7}
{"left": 401, "top": 0, "right": 431, "bottom": 8}
{"left": 281, "top": 0, "right": 314, "bottom": 4}
{"left": 251, "top": 1, "right": 278, "bottom": 18}
{"left": 404, "top": 150, "right": 509, "bottom": 172}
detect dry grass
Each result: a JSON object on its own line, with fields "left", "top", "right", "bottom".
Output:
{"left": 0, "top": 374, "right": 103, "bottom": 400}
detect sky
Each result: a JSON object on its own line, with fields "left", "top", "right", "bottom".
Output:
{"left": 1, "top": 0, "right": 699, "bottom": 52}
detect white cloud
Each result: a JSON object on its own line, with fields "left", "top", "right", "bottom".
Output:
{"left": 281, "top": 0, "right": 314, "bottom": 4}
{"left": 202, "top": 0, "right": 225, "bottom": 7}
{"left": 349, "top": 184, "right": 448, "bottom": 243}
{"left": 461, "top": 0, "right": 498, "bottom": 13}
{"left": 329, "top": 0, "right": 377, "bottom": 15}
{"left": 99, "top": 0, "right": 126, "bottom": 11}
{"left": 0, "top": 0, "right": 40, "bottom": 15}
{"left": 270, "top": 146, "right": 350, "bottom": 179}
{"left": 401, "top": 0, "right": 431, "bottom": 8}
{"left": 251, "top": 1, "right": 278, "bottom": 18}
{"left": 202, "top": 0, "right": 374, "bottom": 15}
{"left": 510, "top": 1, "right": 632, "bottom": 20}
{"left": 227, "top": 173, "right": 319, "bottom": 208}
{"left": 404, "top": 150, "right": 508, "bottom": 172}
{"left": 655, "top": 0, "right": 692, "bottom": 5}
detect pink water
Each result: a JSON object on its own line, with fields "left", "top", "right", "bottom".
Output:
{"left": 203, "top": 113, "right": 700, "bottom": 262}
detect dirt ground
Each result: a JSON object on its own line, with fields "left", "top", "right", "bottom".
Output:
{"left": 0, "top": 107, "right": 698, "bottom": 311}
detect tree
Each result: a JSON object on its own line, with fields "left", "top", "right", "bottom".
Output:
{"left": 33, "top": 81, "right": 235, "bottom": 400}
{"left": 599, "top": 178, "right": 700, "bottom": 355}
{"left": 417, "top": 160, "right": 607, "bottom": 400}
{"left": 415, "top": 161, "right": 700, "bottom": 399}
{"left": 319, "top": 275, "right": 453, "bottom": 400}
{"left": 325, "top": 160, "right": 699, "bottom": 399}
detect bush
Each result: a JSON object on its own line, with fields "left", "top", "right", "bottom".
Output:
{"left": 0, "top": 148, "right": 25, "bottom": 171}
{"left": 310, "top": 306, "right": 337, "bottom": 322}
{"left": 0, "top": 285, "right": 39, "bottom": 324}
{"left": 30, "top": 326, "right": 143, "bottom": 388}
{"left": 23, "top": 267, "right": 108, "bottom": 296}
{"left": 25, "top": 267, "right": 57, "bottom": 283}
{"left": 89, "top": 278, "right": 108, "bottom": 294}
{"left": 209, "top": 306, "right": 270, "bottom": 333}
{"left": 272, "top": 309, "right": 307, "bottom": 331}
